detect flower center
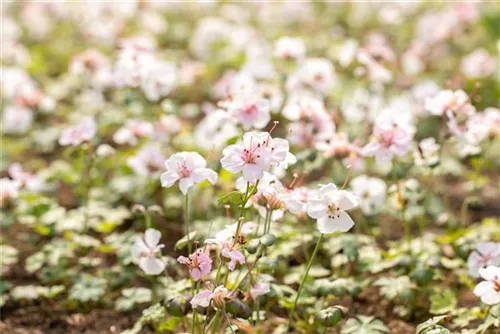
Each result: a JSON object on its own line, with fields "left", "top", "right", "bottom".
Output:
{"left": 179, "top": 163, "right": 191, "bottom": 178}
{"left": 327, "top": 204, "right": 341, "bottom": 219}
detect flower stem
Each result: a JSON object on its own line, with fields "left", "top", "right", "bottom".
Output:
{"left": 287, "top": 233, "right": 324, "bottom": 331}
{"left": 185, "top": 192, "right": 192, "bottom": 255}
{"left": 192, "top": 281, "right": 200, "bottom": 334}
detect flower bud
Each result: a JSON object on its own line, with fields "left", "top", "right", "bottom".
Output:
{"left": 246, "top": 239, "right": 260, "bottom": 254}
{"left": 260, "top": 234, "right": 276, "bottom": 247}
{"left": 315, "top": 306, "right": 345, "bottom": 327}
{"left": 226, "top": 299, "right": 252, "bottom": 319}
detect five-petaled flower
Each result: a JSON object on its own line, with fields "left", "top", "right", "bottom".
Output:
{"left": 307, "top": 183, "right": 359, "bottom": 234}
{"left": 161, "top": 152, "right": 218, "bottom": 195}
{"left": 473, "top": 265, "right": 500, "bottom": 305}
{"left": 177, "top": 250, "right": 213, "bottom": 281}
{"left": 131, "top": 228, "right": 166, "bottom": 275}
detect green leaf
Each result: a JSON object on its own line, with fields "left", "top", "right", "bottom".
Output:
{"left": 430, "top": 289, "right": 457, "bottom": 315}
{"left": 216, "top": 191, "right": 244, "bottom": 208}
{"left": 175, "top": 231, "right": 198, "bottom": 250}
{"left": 341, "top": 315, "right": 389, "bottom": 334}
{"left": 416, "top": 316, "right": 450, "bottom": 334}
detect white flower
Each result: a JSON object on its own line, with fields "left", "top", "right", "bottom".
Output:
{"left": 113, "top": 120, "right": 153, "bottom": 146}
{"left": 191, "top": 285, "right": 229, "bottom": 309}
{"left": 8, "top": 163, "right": 44, "bottom": 192}
{"left": 221, "top": 132, "right": 291, "bottom": 182}
{"left": 473, "top": 266, "right": 500, "bottom": 305}
{"left": 250, "top": 282, "right": 271, "bottom": 299}
{"left": 154, "top": 115, "right": 182, "bottom": 143}
{"left": 425, "top": 90, "right": 475, "bottom": 117}
{"left": 195, "top": 110, "right": 239, "bottom": 151}
{"left": 127, "top": 145, "right": 166, "bottom": 177}
{"left": 140, "top": 61, "right": 176, "bottom": 102}
{"left": 274, "top": 37, "right": 305, "bottom": 60}
{"left": 363, "top": 123, "right": 411, "bottom": 164}
{"left": 160, "top": 152, "right": 218, "bottom": 195}
{"left": 350, "top": 176, "right": 386, "bottom": 216}
{"left": 59, "top": 116, "right": 96, "bottom": 146}
{"left": 131, "top": 229, "right": 165, "bottom": 275}
{"left": 0, "top": 178, "right": 21, "bottom": 203}
{"left": 461, "top": 48, "right": 496, "bottom": 79}
{"left": 307, "top": 184, "right": 359, "bottom": 234}
{"left": 414, "top": 137, "right": 440, "bottom": 167}
{"left": 286, "top": 58, "right": 335, "bottom": 94}
{"left": 468, "top": 242, "right": 500, "bottom": 277}
{"left": 227, "top": 95, "right": 271, "bottom": 130}
{"left": 2, "top": 105, "right": 33, "bottom": 134}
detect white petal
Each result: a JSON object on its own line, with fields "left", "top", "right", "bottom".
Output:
{"left": 479, "top": 266, "right": 500, "bottom": 281}
{"left": 307, "top": 199, "right": 328, "bottom": 219}
{"left": 193, "top": 168, "right": 218, "bottom": 185}
{"left": 317, "top": 211, "right": 355, "bottom": 234}
{"left": 481, "top": 291, "right": 500, "bottom": 305}
{"left": 242, "top": 164, "right": 263, "bottom": 182}
{"left": 336, "top": 190, "right": 359, "bottom": 211}
{"left": 473, "top": 281, "right": 494, "bottom": 297}
{"left": 140, "top": 257, "right": 165, "bottom": 275}
{"left": 160, "top": 171, "right": 179, "bottom": 188}
{"left": 191, "top": 290, "right": 212, "bottom": 308}
{"left": 179, "top": 177, "right": 195, "bottom": 195}
{"left": 144, "top": 228, "right": 161, "bottom": 248}
{"left": 131, "top": 237, "right": 148, "bottom": 258}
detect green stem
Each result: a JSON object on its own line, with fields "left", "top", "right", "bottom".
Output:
{"left": 185, "top": 192, "right": 192, "bottom": 255}
{"left": 210, "top": 310, "right": 221, "bottom": 334}
{"left": 82, "top": 145, "right": 94, "bottom": 230}
{"left": 287, "top": 233, "right": 324, "bottom": 331}
{"left": 192, "top": 281, "right": 200, "bottom": 334}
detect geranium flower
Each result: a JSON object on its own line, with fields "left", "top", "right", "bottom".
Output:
{"left": 221, "top": 131, "right": 291, "bottom": 182}
{"left": 350, "top": 175, "right": 386, "bottom": 216}
{"left": 0, "top": 178, "right": 21, "bottom": 203}
{"left": 195, "top": 110, "right": 239, "bottom": 150}
{"left": 59, "top": 116, "right": 96, "bottom": 146}
{"left": 177, "top": 250, "right": 212, "bottom": 281}
{"left": 221, "top": 246, "right": 246, "bottom": 271}
{"left": 425, "top": 89, "right": 475, "bottom": 117}
{"left": 113, "top": 120, "right": 153, "bottom": 146}
{"left": 8, "top": 163, "right": 44, "bottom": 192}
{"left": 363, "top": 123, "right": 411, "bottom": 163}
{"left": 274, "top": 37, "right": 305, "bottom": 60}
{"left": 307, "top": 183, "right": 359, "bottom": 234}
{"left": 250, "top": 282, "right": 271, "bottom": 299}
{"left": 2, "top": 105, "right": 33, "bottom": 135}
{"left": 131, "top": 229, "right": 165, "bottom": 275}
{"left": 468, "top": 242, "right": 500, "bottom": 277}
{"left": 461, "top": 48, "right": 496, "bottom": 79}
{"left": 286, "top": 58, "right": 334, "bottom": 94}
{"left": 127, "top": 145, "right": 166, "bottom": 177}
{"left": 160, "top": 152, "right": 218, "bottom": 195}
{"left": 191, "top": 285, "right": 229, "bottom": 308}
{"left": 413, "top": 138, "right": 440, "bottom": 167}
{"left": 473, "top": 266, "right": 500, "bottom": 305}
{"left": 140, "top": 60, "right": 176, "bottom": 101}
{"left": 227, "top": 95, "right": 271, "bottom": 130}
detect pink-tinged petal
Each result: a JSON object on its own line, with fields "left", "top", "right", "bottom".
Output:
{"left": 179, "top": 177, "right": 195, "bottom": 195}
{"left": 191, "top": 290, "right": 212, "bottom": 308}
{"left": 131, "top": 236, "right": 149, "bottom": 258}
{"left": 144, "top": 228, "right": 161, "bottom": 248}
{"left": 177, "top": 256, "right": 190, "bottom": 265}
{"left": 481, "top": 291, "right": 500, "bottom": 305}
{"left": 160, "top": 171, "right": 179, "bottom": 187}
{"left": 140, "top": 257, "right": 165, "bottom": 275}
{"left": 191, "top": 268, "right": 202, "bottom": 281}
{"left": 242, "top": 164, "right": 264, "bottom": 182}
{"left": 250, "top": 282, "right": 270, "bottom": 299}
{"left": 228, "top": 260, "right": 236, "bottom": 271}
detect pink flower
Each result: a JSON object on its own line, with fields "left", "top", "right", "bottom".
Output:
{"left": 221, "top": 246, "right": 246, "bottom": 271}
{"left": 191, "top": 285, "right": 229, "bottom": 309}
{"left": 221, "top": 131, "right": 292, "bottom": 182}
{"left": 59, "top": 116, "right": 96, "bottom": 146}
{"left": 228, "top": 96, "right": 271, "bottom": 130}
{"left": 461, "top": 49, "right": 496, "bottom": 79}
{"left": 468, "top": 242, "right": 500, "bottom": 277}
{"left": 131, "top": 229, "right": 166, "bottom": 275}
{"left": 178, "top": 250, "right": 213, "bottom": 281}
{"left": 425, "top": 90, "right": 475, "bottom": 117}
{"left": 160, "top": 152, "right": 218, "bottom": 195}
{"left": 363, "top": 123, "right": 411, "bottom": 163}
{"left": 250, "top": 282, "right": 271, "bottom": 299}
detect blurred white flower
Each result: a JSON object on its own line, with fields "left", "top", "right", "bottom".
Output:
{"left": 473, "top": 266, "right": 500, "bottom": 305}
{"left": 350, "top": 175, "right": 386, "bottom": 215}
{"left": 113, "top": 120, "right": 153, "bottom": 146}
{"left": 131, "top": 229, "right": 165, "bottom": 275}
{"left": 128, "top": 145, "right": 166, "bottom": 177}
{"left": 274, "top": 36, "right": 305, "bottom": 60}
{"left": 468, "top": 242, "right": 500, "bottom": 277}
{"left": 59, "top": 116, "right": 96, "bottom": 146}
{"left": 2, "top": 105, "right": 33, "bottom": 134}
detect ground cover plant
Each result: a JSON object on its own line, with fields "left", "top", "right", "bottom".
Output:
{"left": 1, "top": 1, "right": 499, "bottom": 334}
